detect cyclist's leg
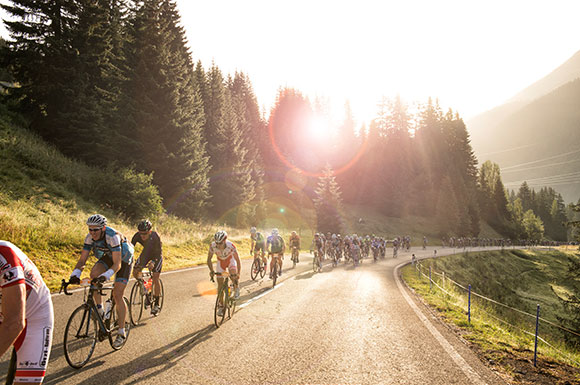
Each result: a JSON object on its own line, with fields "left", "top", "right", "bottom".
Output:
{"left": 151, "top": 257, "right": 163, "bottom": 298}
{"left": 89, "top": 259, "right": 108, "bottom": 306}
{"left": 112, "top": 262, "right": 131, "bottom": 332}
{"left": 12, "top": 313, "right": 53, "bottom": 385}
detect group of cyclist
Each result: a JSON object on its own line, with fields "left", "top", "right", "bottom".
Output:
{"left": 2, "top": 214, "right": 164, "bottom": 384}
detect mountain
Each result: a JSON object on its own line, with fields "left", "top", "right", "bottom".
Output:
{"left": 467, "top": 51, "right": 580, "bottom": 203}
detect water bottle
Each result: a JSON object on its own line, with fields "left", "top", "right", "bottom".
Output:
{"left": 104, "top": 299, "right": 112, "bottom": 320}
{"left": 144, "top": 278, "right": 153, "bottom": 292}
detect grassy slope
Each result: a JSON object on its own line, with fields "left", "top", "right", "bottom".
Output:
{"left": 401, "top": 248, "right": 580, "bottom": 378}
{"left": 0, "top": 113, "right": 502, "bottom": 291}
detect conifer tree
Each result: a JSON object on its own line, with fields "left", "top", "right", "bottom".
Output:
{"left": 124, "top": 0, "right": 210, "bottom": 218}
{"left": 313, "top": 164, "right": 344, "bottom": 234}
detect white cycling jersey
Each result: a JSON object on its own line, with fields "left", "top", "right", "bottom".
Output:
{"left": 0, "top": 240, "right": 53, "bottom": 384}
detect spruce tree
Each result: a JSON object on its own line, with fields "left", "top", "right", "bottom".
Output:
{"left": 313, "top": 164, "right": 344, "bottom": 234}
{"left": 123, "top": 0, "right": 210, "bottom": 218}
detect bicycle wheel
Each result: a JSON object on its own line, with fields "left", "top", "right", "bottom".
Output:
{"left": 129, "top": 281, "right": 144, "bottom": 325}
{"left": 109, "top": 297, "right": 131, "bottom": 350}
{"left": 250, "top": 258, "right": 260, "bottom": 281}
{"left": 214, "top": 282, "right": 227, "bottom": 328}
{"left": 260, "top": 260, "right": 266, "bottom": 278}
{"left": 64, "top": 304, "right": 98, "bottom": 369}
{"left": 228, "top": 284, "right": 236, "bottom": 318}
{"left": 312, "top": 254, "right": 318, "bottom": 273}
{"left": 155, "top": 279, "right": 165, "bottom": 315}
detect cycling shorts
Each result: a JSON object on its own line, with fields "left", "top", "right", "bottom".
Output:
{"left": 253, "top": 243, "right": 265, "bottom": 253}
{"left": 96, "top": 254, "right": 132, "bottom": 284}
{"left": 216, "top": 256, "right": 237, "bottom": 273}
{"left": 12, "top": 314, "right": 54, "bottom": 384}
{"left": 134, "top": 254, "right": 163, "bottom": 273}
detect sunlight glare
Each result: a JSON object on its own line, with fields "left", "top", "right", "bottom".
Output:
{"left": 308, "top": 115, "right": 333, "bottom": 140}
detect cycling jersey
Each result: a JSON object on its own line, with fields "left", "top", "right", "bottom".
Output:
{"left": 131, "top": 231, "right": 163, "bottom": 272}
{"left": 289, "top": 235, "right": 300, "bottom": 248}
{"left": 252, "top": 232, "right": 266, "bottom": 252}
{"left": 267, "top": 235, "right": 284, "bottom": 254}
{"left": 209, "top": 240, "right": 238, "bottom": 272}
{"left": 0, "top": 241, "right": 53, "bottom": 384}
{"left": 83, "top": 226, "right": 134, "bottom": 264}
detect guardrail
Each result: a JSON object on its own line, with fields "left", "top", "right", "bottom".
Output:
{"left": 411, "top": 257, "right": 580, "bottom": 368}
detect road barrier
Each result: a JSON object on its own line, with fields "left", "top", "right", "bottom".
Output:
{"left": 413, "top": 259, "right": 580, "bottom": 368}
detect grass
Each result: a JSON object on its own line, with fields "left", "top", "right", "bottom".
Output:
{"left": 401, "top": 249, "right": 580, "bottom": 371}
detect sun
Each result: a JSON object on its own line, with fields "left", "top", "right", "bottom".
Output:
{"left": 307, "top": 115, "right": 334, "bottom": 140}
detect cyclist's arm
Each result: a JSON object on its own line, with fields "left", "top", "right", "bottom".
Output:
{"left": 0, "top": 283, "right": 26, "bottom": 356}
{"left": 131, "top": 233, "right": 140, "bottom": 247}
{"left": 233, "top": 249, "right": 241, "bottom": 275}
{"left": 206, "top": 249, "right": 214, "bottom": 273}
{"left": 110, "top": 250, "right": 122, "bottom": 273}
{"left": 73, "top": 248, "right": 91, "bottom": 271}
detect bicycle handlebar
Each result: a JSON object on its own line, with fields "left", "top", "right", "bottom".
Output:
{"left": 60, "top": 279, "right": 73, "bottom": 296}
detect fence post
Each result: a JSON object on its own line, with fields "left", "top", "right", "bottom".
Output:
{"left": 429, "top": 266, "right": 432, "bottom": 291}
{"left": 534, "top": 304, "right": 540, "bottom": 367}
{"left": 468, "top": 284, "right": 471, "bottom": 324}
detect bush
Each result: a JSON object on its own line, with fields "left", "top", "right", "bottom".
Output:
{"left": 90, "top": 166, "right": 163, "bottom": 220}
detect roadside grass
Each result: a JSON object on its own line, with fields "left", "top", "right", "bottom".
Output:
{"left": 401, "top": 249, "right": 580, "bottom": 374}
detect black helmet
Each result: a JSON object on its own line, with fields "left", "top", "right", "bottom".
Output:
{"left": 138, "top": 219, "right": 152, "bottom": 232}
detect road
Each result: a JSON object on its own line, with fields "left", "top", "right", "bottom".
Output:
{"left": 1, "top": 247, "right": 506, "bottom": 384}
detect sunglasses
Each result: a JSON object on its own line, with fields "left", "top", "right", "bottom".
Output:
{"left": 88, "top": 228, "right": 103, "bottom": 233}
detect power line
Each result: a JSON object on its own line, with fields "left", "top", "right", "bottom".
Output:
{"left": 504, "top": 171, "right": 580, "bottom": 185}
{"left": 501, "top": 148, "right": 580, "bottom": 171}
{"left": 502, "top": 158, "right": 580, "bottom": 174}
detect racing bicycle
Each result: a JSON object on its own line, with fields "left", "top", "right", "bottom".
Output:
{"left": 60, "top": 278, "right": 131, "bottom": 368}
{"left": 129, "top": 264, "right": 165, "bottom": 325}
{"left": 211, "top": 272, "right": 236, "bottom": 328}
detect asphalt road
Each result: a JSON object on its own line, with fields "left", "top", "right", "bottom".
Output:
{"left": 1, "top": 247, "right": 506, "bottom": 385}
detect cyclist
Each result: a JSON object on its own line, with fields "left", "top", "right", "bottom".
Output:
{"left": 250, "top": 227, "right": 267, "bottom": 270}
{"left": 310, "top": 233, "right": 324, "bottom": 262}
{"left": 423, "top": 236, "right": 428, "bottom": 250}
{"left": 131, "top": 219, "right": 163, "bottom": 315}
{"left": 267, "top": 228, "right": 285, "bottom": 278}
{"left": 207, "top": 230, "right": 241, "bottom": 313}
{"left": 1, "top": 241, "right": 53, "bottom": 385}
{"left": 69, "top": 214, "right": 134, "bottom": 349}
{"left": 289, "top": 231, "right": 301, "bottom": 263}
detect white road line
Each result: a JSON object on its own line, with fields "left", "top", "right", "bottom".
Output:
{"left": 238, "top": 281, "right": 285, "bottom": 309}
{"left": 394, "top": 263, "right": 487, "bottom": 385}
{"left": 51, "top": 264, "right": 208, "bottom": 297}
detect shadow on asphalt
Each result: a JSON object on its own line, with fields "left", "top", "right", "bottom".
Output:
{"left": 45, "top": 324, "right": 215, "bottom": 385}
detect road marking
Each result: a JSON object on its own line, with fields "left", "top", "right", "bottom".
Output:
{"left": 238, "top": 281, "right": 285, "bottom": 309}
{"left": 52, "top": 264, "right": 209, "bottom": 297}
{"left": 394, "top": 263, "right": 487, "bottom": 385}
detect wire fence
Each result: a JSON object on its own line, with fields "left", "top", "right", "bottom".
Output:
{"left": 411, "top": 258, "right": 580, "bottom": 367}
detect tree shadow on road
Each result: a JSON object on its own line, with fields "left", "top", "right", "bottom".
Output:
{"left": 44, "top": 324, "right": 215, "bottom": 385}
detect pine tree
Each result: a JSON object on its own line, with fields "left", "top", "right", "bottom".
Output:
{"left": 313, "top": 164, "right": 344, "bottom": 234}
{"left": 1, "top": 0, "right": 78, "bottom": 141}
{"left": 123, "top": 0, "right": 210, "bottom": 218}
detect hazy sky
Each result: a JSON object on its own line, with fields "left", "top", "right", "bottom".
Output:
{"left": 2, "top": 0, "right": 580, "bottom": 125}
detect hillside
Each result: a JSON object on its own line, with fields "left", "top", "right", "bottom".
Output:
{"left": 467, "top": 51, "right": 580, "bottom": 203}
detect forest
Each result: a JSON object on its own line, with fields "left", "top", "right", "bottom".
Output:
{"left": 1, "top": 0, "right": 576, "bottom": 242}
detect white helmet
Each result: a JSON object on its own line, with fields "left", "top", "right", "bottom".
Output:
{"left": 272, "top": 228, "right": 279, "bottom": 236}
{"left": 214, "top": 230, "right": 227, "bottom": 243}
{"left": 250, "top": 226, "right": 257, "bottom": 234}
{"left": 87, "top": 214, "right": 107, "bottom": 228}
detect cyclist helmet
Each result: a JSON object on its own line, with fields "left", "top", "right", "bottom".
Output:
{"left": 315, "top": 233, "right": 320, "bottom": 237}
{"left": 250, "top": 226, "right": 257, "bottom": 234}
{"left": 138, "top": 219, "right": 152, "bottom": 232}
{"left": 87, "top": 214, "right": 107, "bottom": 228}
{"left": 214, "top": 230, "right": 227, "bottom": 243}
{"left": 291, "top": 231, "right": 297, "bottom": 236}
{"left": 272, "top": 228, "right": 279, "bottom": 236}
